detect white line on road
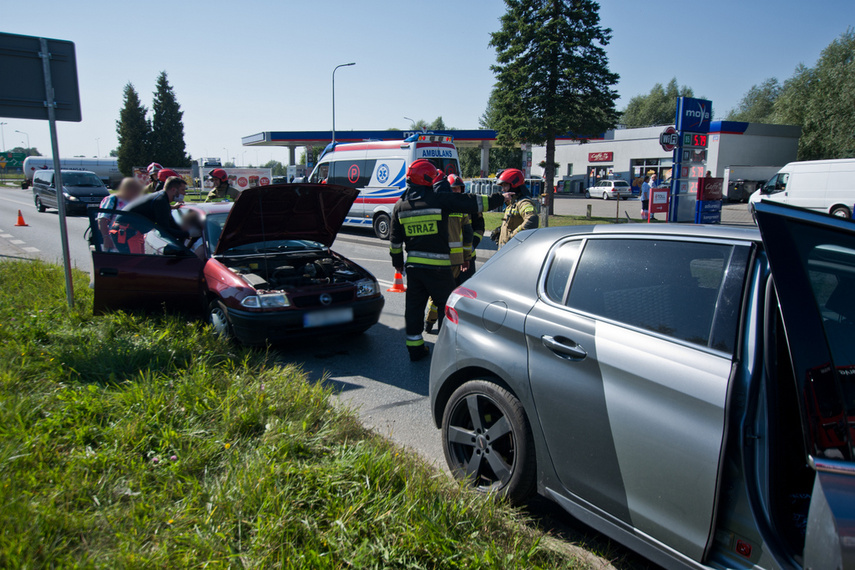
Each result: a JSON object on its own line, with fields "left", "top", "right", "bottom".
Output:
{"left": 9, "top": 239, "right": 24, "bottom": 245}
{"left": 22, "top": 247, "right": 40, "bottom": 253}
{"left": 0, "top": 234, "right": 12, "bottom": 238}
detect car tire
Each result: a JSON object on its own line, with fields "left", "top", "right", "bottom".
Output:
{"left": 584, "top": 190, "right": 591, "bottom": 198}
{"left": 602, "top": 191, "right": 609, "bottom": 201}
{"left": 442, "top": 379, "right": 536, "bottom": 504}
{"left": 373, "top": 213, "right": 391, "bottom": 240}
{"left": 207, "top": 300, "right": 234, "bottom": 340}
{"left": 34, "top": 195, "right": 46, "bottom": 213}
{"left": 831, "top": 205, "right": 851, "bottom": 219}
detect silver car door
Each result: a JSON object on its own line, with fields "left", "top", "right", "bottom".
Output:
{"left": 526, "top": 236, "right": 747, "bottom": 563}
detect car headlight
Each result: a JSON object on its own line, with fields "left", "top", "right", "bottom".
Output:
{"left": 64, "top": 193, "right": 78, "bottom": 201}
{"left": 355, "top": 278, "right": 378, "bottom": 298}
{"left": 240, "top": 293, "right": 290, "bottom": 309}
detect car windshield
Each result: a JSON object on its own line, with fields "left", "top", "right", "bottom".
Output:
{"left": 63, "top": 172, "right": 103, "bottom": 187}
{"left": 205, "top": 213, "right": 325, "bottom": 255}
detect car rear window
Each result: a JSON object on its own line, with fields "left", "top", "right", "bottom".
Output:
{"left": 566, "top": 238, "right": 746, "bottom": 352}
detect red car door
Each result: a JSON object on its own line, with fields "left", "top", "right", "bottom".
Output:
{"left": 89, "top": 209, "right": 205, "bottom": 314}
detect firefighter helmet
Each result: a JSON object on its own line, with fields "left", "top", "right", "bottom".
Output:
{"left": 157, "top": 169, "right": 180, "bottom": 182}
{"left": 447, "top": 174, "right": 465, "bottom": 189}
{"left": 496, "top": 168, "right": 525, "bottom": 189}
{"left": 146, "top": 162, "right": 163, "bottom": 175}
{"left": 209, "top": 168, "right": 228, "bottom": 182}
{"left": 406, "top": 159, "right": 438, "bottom": 186}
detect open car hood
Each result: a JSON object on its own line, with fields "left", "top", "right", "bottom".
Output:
{"left": 214, "top": 183, "right": 359, "bottom": 255}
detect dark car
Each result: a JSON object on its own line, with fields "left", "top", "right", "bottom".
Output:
{"left": 87, "top": 183, "right": 384, "bottom": 343}
{"left": 429, "top": 202, "right": 855, "bottom": 569}
{"left": 33, "top": 169, "right": 110, "bottom": 215}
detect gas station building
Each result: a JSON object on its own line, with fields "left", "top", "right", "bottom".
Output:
{"left": 531, "top": 121, "right": 801, "bottom": 194}
{"left": 241, "top": 121, "right": 800, "bottom": 192}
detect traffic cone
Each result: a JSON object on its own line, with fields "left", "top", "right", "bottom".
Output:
{"left": 14, "top": 210, "right": 28, "bottom": 227}
{"left": 386, "top": 272, "right": 406, "bottom": 293}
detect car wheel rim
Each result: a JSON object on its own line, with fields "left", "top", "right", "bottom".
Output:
{"left": 209, "top": 306, "right": 230, "bottom": 337}
{"left": 376, "top": 218, "right": 389, "bottom": 236}
{"left": 833, "top": 209, "right": 848, "bottom": 218}
{"left": 446, "top": 393, "right": 516, "bottom": 491}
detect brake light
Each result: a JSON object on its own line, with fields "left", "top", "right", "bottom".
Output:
{"left": 444, "top": 286, "right": 476, "bottom": 326}
{"left": 445, "top": 305, "right": 459, "bottom": 324}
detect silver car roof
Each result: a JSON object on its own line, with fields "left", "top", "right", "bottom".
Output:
{"left": 520, "top": 223, "right": 761, "bottom": 244}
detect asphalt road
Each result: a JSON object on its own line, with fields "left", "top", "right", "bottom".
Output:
{"left": 0, "top": 183, "right": 657, "bottom": 569}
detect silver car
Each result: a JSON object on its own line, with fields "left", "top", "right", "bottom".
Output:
{"left": 589, "top": 179, "right": 633, "bottom": 200}
{"left": 429, "top": 202, "right": 855, "bottom": 570}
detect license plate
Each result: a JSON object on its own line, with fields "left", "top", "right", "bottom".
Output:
{"left": 303, "top": 307, "right": 354, "bottom": 328}
{"left": 87, "top": 203, "right": 100, "bottom": 207}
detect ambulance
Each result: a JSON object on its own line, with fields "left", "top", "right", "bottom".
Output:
{"left": 307, "top": 134, "right": 461, "bottom": 239}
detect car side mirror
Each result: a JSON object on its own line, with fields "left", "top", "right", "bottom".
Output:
{"left": 163, "top": 244, "right": 192, "bottom": 257}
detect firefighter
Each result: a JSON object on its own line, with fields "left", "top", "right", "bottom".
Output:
{"left": 390, "top": 160, "right": 510, "bottom": 362}
{"left": 448, "top": 174, "right": 484, "bottom": 282}
{"left": 143, "top": 162, "right": 163, "bottom": 194}
{"left": 491, "top": 168, "right": 539, "bottom": 248}
{"left": 206, "top": 168, "right": 240, "bottom": 202}
{"left": 424, "top": 174, "right": 474, "bottom": 333}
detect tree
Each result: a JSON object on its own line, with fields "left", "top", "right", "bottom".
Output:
{"left": 408, "top": 117, "right": 447, "bottom": 131}
{"left": 726, "top": 78, "right": 781, "bottom": 123}
{"left": 490, "top": 0, "right": 619, "bottom": 213}
{"left": 115, "top": 82, "right": 151, "bottom": 176}
{"left": 621, "top": 78, "right": 695, "bottom": 127}
{"left": 263, "top": 160, "right": 287, "bottom": 176}
{"left": 109, "top": 149, "right": 119, "bottom": 157}
{"left": 150, "top": 71, "right": 190, "bottom": 167}
{"left": 779, "top": 29, "right": 855, "bottom": 160}
{"left": 11, "top": 146, "right": 41, "bottom": 157}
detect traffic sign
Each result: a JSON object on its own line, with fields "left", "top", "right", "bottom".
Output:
{"left": 1, "top": 151, "right": 26, "bottom": 168}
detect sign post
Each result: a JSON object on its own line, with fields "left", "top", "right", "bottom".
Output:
{"left": 0, "top": 32, "right": 82, "bottom": 307}
{"left": 669, "top": 97, "right": 712, "bottom": 223}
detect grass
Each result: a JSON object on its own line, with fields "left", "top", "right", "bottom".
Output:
{"left": 0, "top": 260, "right": 582, "bottom": 569}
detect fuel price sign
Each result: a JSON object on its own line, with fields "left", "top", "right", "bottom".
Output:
{"left": 682, "top": 133, "right": 709, "bottom": 148}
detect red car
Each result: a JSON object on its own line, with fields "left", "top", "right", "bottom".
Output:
{"left": 88, "top": 184, "right": 384, "bottom": 344}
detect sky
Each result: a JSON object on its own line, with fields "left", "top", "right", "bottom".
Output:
{"left": 2, "top": 0, "right": 853, "bottom": 165}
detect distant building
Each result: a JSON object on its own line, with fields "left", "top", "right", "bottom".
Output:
{"left": 531, "top": 121, "right": 801, "bottom": 194}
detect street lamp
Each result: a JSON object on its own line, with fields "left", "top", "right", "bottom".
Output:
{"left": 0, "top": 122, "right": 6, "bottom": 152}
{"left": 403, "top": 116, "right": 416, "bottom": 130}
{"left": 15, "top": 130, "right": 29, "bottom": 150}
{"left": 331, "top": 62, "right": 356, "bottom": 143}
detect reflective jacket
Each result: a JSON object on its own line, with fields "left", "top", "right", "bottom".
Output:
{"left": 143, "top": 179, "right": 161, "bottom": 195}
{"left": 390, "top": 182, "right": 503, "bottom": 269}
{"left": 206, "top": 184, "right": 240, "bottom": 202}
{"left": 447, "top": 212, "right": 473, "bottom": 267}
{"left": 498, "top": 192, "right": 538, "bottom": 247}
{"left": 469, "top": 212, "right": 485, "bottom": 261}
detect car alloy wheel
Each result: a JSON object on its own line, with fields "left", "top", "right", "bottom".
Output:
{"left": 373, "top": 213, "right": 391, "bottom": 240}
{"left": 208, "top": 300, "right": 233, "bottom": 339}
{"left": 442, "top": 379, "right": 536, "bottom": 504}
{"left": 603, "top": 191, "right": 609, "bottom": 201}
{"left": 35, "top": 195, "right": 46, "bottom": 213}
{"left": 585, "top": 190, "right": 591, "bottom": 198}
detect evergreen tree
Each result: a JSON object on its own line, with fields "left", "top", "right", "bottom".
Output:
{"left": 150, "top": 71, "right": 190, "bottom": 167}
{"left": 115, "top": 83, "right": 151, "bottom": 176}
{"left": 490, "top": 0, "right": 619, "bottom": 213}
{"left": 621, "top": 78, "right": 695, "bottom": 127}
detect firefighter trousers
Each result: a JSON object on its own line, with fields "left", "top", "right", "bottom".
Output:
{"left": 405, "top": 265, "right": 457, "bottom": 345}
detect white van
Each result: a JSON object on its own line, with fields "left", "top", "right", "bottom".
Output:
{"left": 308, "top": 134, "right": 460, "bottom": 239}
{"left": 749, "top": 158, "right": 855, "bottom": 218}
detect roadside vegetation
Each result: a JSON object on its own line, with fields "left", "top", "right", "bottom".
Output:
{"left": 0, "top": 260, "right": 581, "bottom": 568}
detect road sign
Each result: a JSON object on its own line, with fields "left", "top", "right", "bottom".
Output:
{"left": 0, "top": 151, "right": 26, "bottom": 168}
{"left": 0, "top": 33, "right": 81, "bottom": 122}
{"left": 659, "top": 126, "right": 678, "bottom": 152}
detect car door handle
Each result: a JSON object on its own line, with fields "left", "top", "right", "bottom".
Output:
{"left": 541, "top": 335, "right": 587, "bottom": 361}
{"left": 99, "top": 268, "right": 119, "bottom": 277}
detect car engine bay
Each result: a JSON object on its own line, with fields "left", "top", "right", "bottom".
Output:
{"left": 223, "top": 252, "right": 363, "bottom": 291}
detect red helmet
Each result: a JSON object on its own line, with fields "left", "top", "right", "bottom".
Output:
{"left": 209, "top": 168, "right": 228, "bottom": 182}
{"left": 406, "top": 159, "right": 438, "bottom": 186}
{"left": 497, "top": 168, "right": 525, "bottom": 189}
{"left": 157, "top": 169, "right": 180, "bottom": 182}
{"left": 447, "top": 174, "right": 464, "bottom": 189}
{"left": 146, "top": 162, "right": 163, "bottom": 175}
